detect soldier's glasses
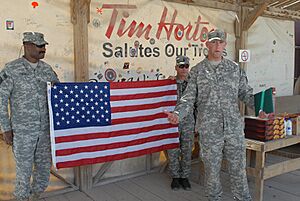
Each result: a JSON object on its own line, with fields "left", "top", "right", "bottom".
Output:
{"left": 178, "top": 64, "right": 189, "bottom": 69}
{"left": 35, "top": 44, "right": 46, "bottom": 48}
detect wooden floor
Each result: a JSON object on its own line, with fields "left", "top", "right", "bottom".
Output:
{"left": 36, "top": 152, "right": 300, "bottom": 201}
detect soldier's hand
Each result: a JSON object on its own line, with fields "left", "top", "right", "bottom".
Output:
{"left": 267, "top": 112, "right": 275, "bottom": 119}
{"left": 3, "top": 130, "right": 13, "bottom": 146}
{"left": 258, "top": 110, "right": 268, "bottom": 119}
{"left": 163, "top": 111, "right": 179, "bottom": 124}
{"left": 168, "top": 76, "right": 176, "bottom": 80}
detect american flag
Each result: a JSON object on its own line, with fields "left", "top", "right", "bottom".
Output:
{"left": 47, "top": 80, "right": 179, "bottom": 169}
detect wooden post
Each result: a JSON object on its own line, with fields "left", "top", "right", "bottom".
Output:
{"left": 71, "top": 0, "right": 90, "bottom": 82}
{"left": 71, "top": 0, "right": 92, "bottom": 191}
{"left": 235, "top": 7, "right": 248, "bottom": 115}
{"left": 254, "top": 150, "right": 265, "bottom": 201}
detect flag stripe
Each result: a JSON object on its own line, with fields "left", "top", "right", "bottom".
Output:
{"left": 56, "top": 133, "right": 179, "bottom": 156}
{"left": 55, "top": 138, "right": 179, "bottom": 162}
{"left": 55, "top": 127, "right": 178, "bottom": 150}
{"left": 53, "top": 118, "right": 172, "bottom": 137}
{"left": 111, "top": 113, "right": 167, "bottom": 125}
{"left": 55, "top": 123, "right": 176, "bottom": 143}
{"left": 110, "top": 84, "right": 176, "bottom": 96}
{"left": 111, "top": 101, "right": 176, "bottom": 113}
{"left": 110, "top": 90, "right": 177, "bottom": 101}
{"left": 110, "top": 79, "right": 176, "bottom": 89}
{"left": 110, "top": 95, "right": 177, "bottom": 107}
{"left": 112, "top": 105, "right": 175, "bottom": 119}
{"left": 56, "top": 143, "right": 178, "bottom": 169}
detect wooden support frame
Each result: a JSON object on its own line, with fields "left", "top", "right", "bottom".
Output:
{"left": 40, "top": 169, "right": 79, "bottom": 199}
{"left": 246, "top": 135, "right": 300, "bottom": 201}
{"left": 93, "top": 162, "right": 114, "bottom": 185}
{"left": 243, "top": 2, "right": 268, "bottom": 31}
{"left": 71, "top": 0, "right": 92, "bottom": 191}
{"left": 71, "top": 0, "right": 90, "bottom": 82}
{"left": 162, "top": 0, "right": 239, "bottom": 11}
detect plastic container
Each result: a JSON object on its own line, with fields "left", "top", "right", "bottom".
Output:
{"left": 285, "top": 118, "right": 293, "bottom": 136}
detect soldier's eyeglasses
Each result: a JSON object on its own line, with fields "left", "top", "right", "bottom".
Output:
{"left": 178, "top": 64, "right": 189, "bottom": 69}
{"left": 35, "top": 44, "right": 46, "bottom": 48}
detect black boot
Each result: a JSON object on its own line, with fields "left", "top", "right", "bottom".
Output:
{"left": 171, "top": 178, "right": 181, "bottom": 191}
{"left": 180, "top": 178, "right": 191, "bottom": 190}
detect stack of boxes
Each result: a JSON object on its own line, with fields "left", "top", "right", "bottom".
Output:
{"left": 244, "top": 114, "right": 300, "bottom": 141}
{"left": 244, "top": 116, "right": 285, "bottom": 141}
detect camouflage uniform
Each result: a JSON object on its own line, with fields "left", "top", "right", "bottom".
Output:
{"left": 0, "top": 44, "right": 58, "bottom": 199}
{"left": 175, "top": 58, "right": 253, "bottom": 201}
{"left": 167, "top": 77, "right": 195, "bottom": 179}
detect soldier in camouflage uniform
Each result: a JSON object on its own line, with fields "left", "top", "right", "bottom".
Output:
{"left": 167, "top": 55, "right": 195, "bottom": 191}
{"left": 0, "top": 32, "right": 59, "bottom": 201}
{"left": 165, "top": 29, "right": 254, "bottom": 201}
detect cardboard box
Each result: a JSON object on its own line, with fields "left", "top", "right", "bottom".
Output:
{"left": 244, "top": 116, "right": 285, "bottom": 141}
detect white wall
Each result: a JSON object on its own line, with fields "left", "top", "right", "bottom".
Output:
{"left": 247, "top": 17, "right": 295, "bottom": 96}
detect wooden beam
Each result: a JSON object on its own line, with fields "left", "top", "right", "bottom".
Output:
{"left": 272, "top": 0, "right": 295, "bottom": 8}
{"left": 146, "top": 154, "right": 152, "bottom": 172}
{"left": 74, "top": 165, "right": 92, "bottom": 191}
{"left": 234, "top": 7, "right": 242, "bottom": 62}
{"left": 71, "top": 0, "right": 90, "bottom": 82}
{"left": 263, "top": 157, "right": 300, "bottom": 179}
{"left": 263, "top": 10, "right": 300, "bottom": 20}
{"left": 162, "top": 0, "right": 239, "bottom": 11}
{"left": 50, "top": 169, "right": 79, "bottom": 190}
{"left": 237, "top": 6, "right": 249, "bottom": 115}
{"left": 264, "top": 135, "right": 300, "bottom": 152}
{"left": 266, "top": 6, "right": 300, "bottom": 20}
{"left": 92, "top": 162, "right": 114, "bottom": 185}
{"left": 243, "top": 2, "right": 268, "bottom": 31}
{"left": 289, "top": 2, "right": 300, "bottom": 11}
{"left": 71, "top": 0, "right": 92, "bottom": 191}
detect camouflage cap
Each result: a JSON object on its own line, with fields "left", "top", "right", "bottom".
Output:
{"left": 22, "top": 32, "right": 48, "bottom": 45}
{"left": 208, "top": 29, "right": 226, "bottom": 42}
{"left": 176, "top": 55, "right": 190, "bottom": 66}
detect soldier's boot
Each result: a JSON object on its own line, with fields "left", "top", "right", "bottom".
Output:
{"left": 29, "top": 193, "right": 41, "bottom": 201}
{"left": 171, "top": 178, "right": 181, "bottom": 191}
{"left": 180, "top": 178, "right": 191, "bottom": 191}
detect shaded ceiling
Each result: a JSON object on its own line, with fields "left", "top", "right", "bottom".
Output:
{"left": 173, "top": 0, "right": 300, "bottom": 20}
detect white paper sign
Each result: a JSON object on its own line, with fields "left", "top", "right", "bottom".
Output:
{"left": 239, "top": 49, "right": 251, "bottom": 62}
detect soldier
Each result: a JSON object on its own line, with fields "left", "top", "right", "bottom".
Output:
{"left": 0, "top": 32, "right": 59, "bottom": 201}
{"left": 167, "top": 55, "right": 195, "bottom": 191}
{"left": 164, "top": 29, "right": 255, "bottom": 201}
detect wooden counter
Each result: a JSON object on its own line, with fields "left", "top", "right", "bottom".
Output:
{"left": 246, "top": 135, "right": 300, "bottom": 201}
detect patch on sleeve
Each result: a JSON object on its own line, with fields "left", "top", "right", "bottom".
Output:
{"left": 3, "top": 72, "right": 8, "bottom": 79}
{"left": 0, "top": 72, "right": 8, "bottom": 85}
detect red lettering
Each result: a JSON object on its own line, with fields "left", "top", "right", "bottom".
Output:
{"left": 156, "top": 7, "right": 177, "bottom": 40}
{"left": 104, "top": 5, "right": 210, "bottom": 42}
{"left": 117, "top": 19, "right": 152, "bottom": 39}
{"left": 156, "top": 7, "right": 209, "bottom": 41}
{"left": 105, "top": 8, "right": 118, "bottom": 39}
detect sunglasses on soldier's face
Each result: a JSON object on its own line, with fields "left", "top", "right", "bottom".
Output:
{"left": 35, "top": 44, "right": 46, "bottom": 48}
{"left": 178, "top": 64, "right": 189, "bottom": 69}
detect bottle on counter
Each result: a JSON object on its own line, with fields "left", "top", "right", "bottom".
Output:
{"left": 285, "top": 118, "right": 293, "bottom": 136}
